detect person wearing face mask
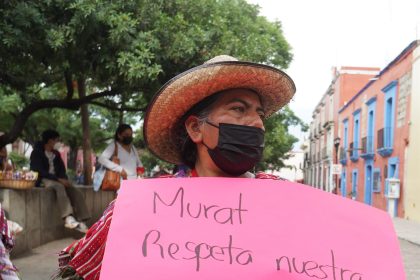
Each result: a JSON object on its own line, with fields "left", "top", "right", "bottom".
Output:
{"left": 0, "top": 146, "right": 13, "bottom": 171}
{"left": 98, "top": 124, "right": 143, "bottom": 181}
{"left": 54, "top": 55, "right": 295, "bottom": 280}
{"left": 30, "top": 129, "right": 90, "bottom": 233}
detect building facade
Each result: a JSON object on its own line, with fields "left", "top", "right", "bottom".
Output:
{"left": 337, "top": 40, "right": 419, "bottom": 219}
{"left": 305, "top": 67, "right": 379, "bottom": 192}
{"left": 405, "top": 43, "right": 420, "bottom": 222}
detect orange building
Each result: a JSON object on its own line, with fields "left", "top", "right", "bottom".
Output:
{"left": 337, "top": 40, "right": 419, "bottom": 217}
{"left": 305, "top": 67, "right": 378, "bottom": 192}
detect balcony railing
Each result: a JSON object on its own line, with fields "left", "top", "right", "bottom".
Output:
{"left": 350, "top": 141, "right": 359, "bottom": 161}
{"left": 377, "top": 127, "right": 393, "bottom": 157}
{"left": 361, "top": 136, "right": 374, "bottom": 159}
{"left": 377, "top": 128, "right": 384, "bottom": 149}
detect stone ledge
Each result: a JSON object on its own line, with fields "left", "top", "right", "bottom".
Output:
{"left": 0, "top": 185, "right": 115, "bottom": 257}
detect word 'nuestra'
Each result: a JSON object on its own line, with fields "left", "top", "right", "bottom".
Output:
{"left": 153, "top": 187, "right": 248, "bottom": 225}
{"left": 142, "top": 229, "right": 252, "bottom": 271}
{"left": 276, "top": 250, "right": 363, "bottom": 280}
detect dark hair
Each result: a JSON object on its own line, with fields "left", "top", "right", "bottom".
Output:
{"left": 114, "top": 124, "right": 133, "bottom": 141}
{"left": 41, "top": 129, "right": 60, "bottom": 144}
{"left": 178, "top": 92, "right": 222, "bottom": 168}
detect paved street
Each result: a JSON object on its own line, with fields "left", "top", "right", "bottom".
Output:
{"left": 11, "top": 237, "right": 420, "bottom": 280}
{"left": 400, "top": 239, "right": 420, "bottom": 280}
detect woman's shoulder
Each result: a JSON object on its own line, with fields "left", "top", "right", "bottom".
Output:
{"left": 56, "top": 200, "right": 116, "bottom": 280}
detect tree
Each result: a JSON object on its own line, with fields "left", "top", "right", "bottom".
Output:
{"left": 0, "top": 0, "right": 301, "bottom": 173}
{"left": 255, "top": 106, "right": 308, "bottom": 172}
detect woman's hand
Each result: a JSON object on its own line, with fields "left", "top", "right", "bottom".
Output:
{"left": 121, "top": 169, "right": 128, "bottom": 179}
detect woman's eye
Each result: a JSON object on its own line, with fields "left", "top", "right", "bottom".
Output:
{"left": 232, "top": 106, "right": 245, "bottom": 113}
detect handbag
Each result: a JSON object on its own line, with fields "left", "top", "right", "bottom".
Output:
{"left": 101, "top": 142, "right": 121, "bottom": 191}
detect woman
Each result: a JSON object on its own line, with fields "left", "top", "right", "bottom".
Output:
{"left": 98, "top": 124, "right": 143, "bottom": 181}
{"left": 0, "top": 147, "right": 12, "bottom": 171}
{"left": 56, "top": 55, "right": 295, "bottom": 279}
{"left": 0, "top": 204, "right": 20, "bottom": 280}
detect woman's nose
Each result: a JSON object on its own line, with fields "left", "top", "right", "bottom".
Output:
{"left": 245, "top": 113, "right": 265, "bottom": 130}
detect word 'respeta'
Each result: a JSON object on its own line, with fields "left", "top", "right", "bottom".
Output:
{"left": 142, "top": 229, "right": 253, "bottom": 271}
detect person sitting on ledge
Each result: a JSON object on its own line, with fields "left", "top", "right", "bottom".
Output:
{"left": 30, "top": 129, "right": 91, "bottom": 234}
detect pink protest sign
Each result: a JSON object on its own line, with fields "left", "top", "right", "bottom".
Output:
{"left": 100, "top": 178, "right": 405, "bottom": 280}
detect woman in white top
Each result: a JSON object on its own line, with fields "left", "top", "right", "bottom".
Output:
{"left": 98, "top": 124, "right": 143, "bottom": 180}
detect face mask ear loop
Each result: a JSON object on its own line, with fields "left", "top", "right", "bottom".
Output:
{"left": 205, "top": 120, "right": 219, "bottom": 129}
{"left": 202, "top": 141, "right": 211, "bottom": 150}
{"left": 201, "top": 119, "right": 219, "bottom": 150}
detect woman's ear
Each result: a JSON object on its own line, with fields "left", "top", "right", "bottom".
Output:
{"left": 185, "top": 115, "right": 203, "bottom": 143}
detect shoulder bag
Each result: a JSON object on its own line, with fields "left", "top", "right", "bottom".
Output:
{"left": 101, "top": 142, "right": 121, "bottom": 191}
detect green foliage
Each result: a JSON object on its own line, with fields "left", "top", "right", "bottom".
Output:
{"left": 8, "top": 151, "right": 29, "bottom": 170}
{"left": 256, "top": 106, "right": 308, "bottom": 172}
{"left": 0, "top": 0, "right": 304, "bottom": 171}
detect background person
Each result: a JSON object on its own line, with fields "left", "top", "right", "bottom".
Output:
{"left": 98, "top": 124, "right": 143, "bottom": 180}
{"left": 30, "top": 129, "right": 90, "bottom": 233}
{"left": 0, "top": 147, "right": 13, "bottom": 171}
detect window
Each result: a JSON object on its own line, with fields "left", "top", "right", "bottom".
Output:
{"left": 351, "top": 170, "right": 358, "bottom": 197}
{"left": 340, "top": 119, "right": 349, "bottom": 165}
{"left": 343, "top": 119, "right": 349, "bottom": 150}
{"left": 378, "top": 81, "right": 397, "bottom": 157}
{"left": 364, "top": 96, "right": 376, "bottom": 158}
{"left": 341, "top": 169, "right": 347, "bottom": 197}
{"left": 351, "top": 110, "right": 361, "bottom": 161}
{"left": 373, "top": 169, "right": 381, "bottom": 192}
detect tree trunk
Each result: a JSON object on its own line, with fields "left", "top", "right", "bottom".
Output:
{"left": 119, "top": 93, "right": 127, "bottom": 124}
{"left": 78, "top": 78, "right": 93, "bottom": 185}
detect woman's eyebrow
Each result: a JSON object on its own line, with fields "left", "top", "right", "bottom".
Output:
{"left": 226, "top": 98, "right": 264, "bottom": 113}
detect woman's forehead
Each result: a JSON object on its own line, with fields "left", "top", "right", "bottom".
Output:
{"left": 214, "top": 88, "right": 262, "bottom": 106}
{"left": 119, "top": 129, "right": 133, "bottom": 135}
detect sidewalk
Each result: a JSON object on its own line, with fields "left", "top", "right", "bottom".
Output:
{"left": 12, "top": 238, "right": 73, "bottom": 280}
{"left": 393, "top": 217, "right": 420, "bottom": 245}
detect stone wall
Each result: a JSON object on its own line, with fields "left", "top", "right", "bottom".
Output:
{"left": 0, "top": 185, "right": 115, "bottom": 257}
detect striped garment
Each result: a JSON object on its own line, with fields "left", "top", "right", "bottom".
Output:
{"left": 0, "top": 205, "right": 19, "bottom": 280}
{"left": 55, "top": 171, "right": 281, "bottom": 280}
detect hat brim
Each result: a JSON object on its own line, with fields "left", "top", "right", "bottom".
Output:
{"left": 144, "top": 61, "right": 296, "bottom": 164}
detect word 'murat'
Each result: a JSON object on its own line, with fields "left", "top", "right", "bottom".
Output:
{"left": 153, "top": 187, "right": 248, "bottom": 225}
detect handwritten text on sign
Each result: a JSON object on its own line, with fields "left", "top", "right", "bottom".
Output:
{"left": 100, "top": 178, "right": 405, "bottom": 280}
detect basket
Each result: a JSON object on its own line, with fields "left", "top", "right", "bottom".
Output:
{"left": 0, "top": 171, "right": 38, "bottom": 190}
{"left": 0, "top": 179, "right": 36, "bottom": 190}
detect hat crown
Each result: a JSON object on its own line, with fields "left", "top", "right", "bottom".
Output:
{"left": 204, "top": 55, "right": 238, "bottom": 64}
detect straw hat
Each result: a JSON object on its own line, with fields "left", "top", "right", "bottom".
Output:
{"left": 144, "top": 55, "right": 296, "bottom": 164}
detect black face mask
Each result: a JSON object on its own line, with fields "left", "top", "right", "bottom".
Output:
{"left": 121, "top": 136, "right": 133, "bottom": 145}
{"left": 203, "top": 121, "right": 265, "bottom": 176}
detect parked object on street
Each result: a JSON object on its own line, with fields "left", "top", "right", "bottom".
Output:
{"left": 30, "top": 129, "right": 91, "bottom": 234}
